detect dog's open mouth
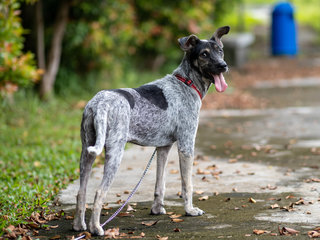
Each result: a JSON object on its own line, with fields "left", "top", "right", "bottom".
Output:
{"left": 212, "top": 73, "right": 228, "bottom": 93}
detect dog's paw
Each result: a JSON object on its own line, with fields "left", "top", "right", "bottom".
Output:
{"left": 89, "top": 222, "right": 104, "bottom": 236}
{"left": 150, "top": 204, "right": 166, "bottom": 215}
{"left": 185, "top": 207, "right": 205, "bottom": 216}
{"left": 73, "top": 219, "right": 87, "bottom": 232}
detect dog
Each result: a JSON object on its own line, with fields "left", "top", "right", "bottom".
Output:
{"left": 73, "top": 26, "right": 230, "bottom": 235}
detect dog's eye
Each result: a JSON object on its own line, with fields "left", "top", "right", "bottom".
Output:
{"left": 200, "top": 52, "right": 209, "bottom": 58}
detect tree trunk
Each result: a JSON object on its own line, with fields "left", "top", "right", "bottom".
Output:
{"left": 39, "top": 1, "right": 70, "bottom": 99}
{"left": 36, "top": 0, "right": 45, "bottom": 71}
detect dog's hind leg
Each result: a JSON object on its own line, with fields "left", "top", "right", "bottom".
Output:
{"left": 89, "top": 109, "right": 129, "bottom": 235}
{"left": 151, "top": 145, "right": 172, "bottom": 215}
{"left": 89, "top": 139, "right": 127, "bottom": 235}
{"left": 73, "top": 149, "right": 95, "bottom": 231}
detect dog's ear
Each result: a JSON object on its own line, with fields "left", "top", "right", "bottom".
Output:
{"left": 178, "top": 34, "right": 200, "bottom": 52}
{"left": 210, "top": 26, "right": 230, "bottom": 48}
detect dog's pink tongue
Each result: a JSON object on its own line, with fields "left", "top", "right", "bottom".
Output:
{"left": 213, "top": 73, "right": 228, "bottom": 93}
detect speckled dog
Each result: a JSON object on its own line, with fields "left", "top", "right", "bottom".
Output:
{"left": 73, "top": 26, "right": 230, "bottom": 235}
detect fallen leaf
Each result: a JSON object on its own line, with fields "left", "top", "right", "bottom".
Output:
{"left": 195, "top": 190, "right": 204, "bottom": 195}
{"left": 127, "top": 205, "right": 135, "bottom": 212}
{"left": 140, "top": 232, "right": 145, "bottom": 237}
{"left": 169, "top": 214, "right": 182, "bottom": 219}
{"left": 166, "top": 212, "right": 174, "bottom": 215}
{"left": 198, "top": 196, "right": 209, "bottom": 201}
{"left": 228, "top": 159, "right": 237, "bottom": 163}
{"left": 170, "top": 169, "right": 179, "bottom": 174}
{"left": 251, "top": 151, "right": 257, "bottom": 156}
{"left": 65, "top": 215, "right": 74, "bottom": 220}
{"left": 4, "top": 225, "right": 16, "bottom": 238}
{"left": 270, "top": 203, "right": 280, "bottom": 209}
{"left": 210, "top": 145, "right": 217, "bottom": 150}
{"left": 124, "top": 190, "right": 130, "bottom": 194}
{"left": 119, "top": 212, "right": 132, "bottom": 217}
{"left": 294, "top": 198, "right": 305, "bottom": 205}
{"left": 172, "top": 218, "right": 184, "bottom": 223}
{"left": 116, "top": 193, "right": 121, "bottom": 197}
{"left": 253, "top": 229, "right": 269, "bottom": 235}
{"left": 141, "top": 220, "right": 159, "bottom": 226}
{"left": 50, "top": 225, "right": 59, "bottom": 229}
{"left": 308, "top": 230, "right": 320, "bottom": 238}
{"left": 278, "top": 226, "right": 299, "bottom": 236}
{"left": 249, "top": 197, "right": 256, "bottom": 203}
{"left": 156, "top": 235, "right": 168, "bottom": 240}
{"left": 206, "top": 164, "right": 217, "bottom": 170}
{"left": 27, "top": 223, "right": 40, "bottom": 229}
{"left": 104, "top": 228, "right": 119, "bottom": 239}
{"left": 79, "top": 231, "right": 91, "bottom": 239}
{"left": 174, "top": 228, "right": 181, "bottom": 232}
{"left": 201, "top": 176, "right": 209, "bottom": 182}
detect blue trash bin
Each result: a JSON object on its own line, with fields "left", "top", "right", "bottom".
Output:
{"left": 271, "top": 2, "right": 298, "bottom": 56}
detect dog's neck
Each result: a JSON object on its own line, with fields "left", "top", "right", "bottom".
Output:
{"left": 173, "top": 57, "right": 212, "bottom": 100}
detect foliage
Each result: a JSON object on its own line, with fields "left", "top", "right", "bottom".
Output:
{"left": 0, "top": 0, "right": 39, "bottom": 98}
{"left": 55, "top": 0, "right": 238, "bottom": 93}
{"left": 0, "top": 91, "right": 83, "bottom": 233}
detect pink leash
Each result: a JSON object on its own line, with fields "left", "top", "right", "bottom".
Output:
{"left": 74, "top": 149, "right": 157, "bottom": 240}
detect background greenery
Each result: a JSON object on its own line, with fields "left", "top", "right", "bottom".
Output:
{"left": 1, "top": 0, "right": 320, "bottom": 235}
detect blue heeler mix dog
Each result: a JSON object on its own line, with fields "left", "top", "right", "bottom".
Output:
{"left": 73, "top": 26, "right": 230, "bottom": 235}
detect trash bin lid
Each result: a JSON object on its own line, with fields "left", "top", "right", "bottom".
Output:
{"left": 272, "top": 2, "right": 294, "bottom": 15}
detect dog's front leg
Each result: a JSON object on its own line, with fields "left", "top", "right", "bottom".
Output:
{"left": 178, "top": 150, "right": 205, "bottom": 216}
{"left": 151, "top": 145, "right": 172, "bottom": 215}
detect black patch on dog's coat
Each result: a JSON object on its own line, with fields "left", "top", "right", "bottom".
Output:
{"left": 111, "top": 89, "right": 135, "bottom": 109}
{"left": 134, "top": 85, "right": 168, "bottom": 110}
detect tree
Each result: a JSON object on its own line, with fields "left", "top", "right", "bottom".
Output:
{"left": 37, "top": 0, "right": 71, "bottom": 99}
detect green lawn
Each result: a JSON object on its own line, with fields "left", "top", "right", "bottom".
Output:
{"left": 0, "top": 93, "right": 85, "bottom": 233}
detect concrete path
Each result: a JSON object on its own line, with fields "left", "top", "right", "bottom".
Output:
{"left": 53, "top": 76, "right": 320, "bottom": 239}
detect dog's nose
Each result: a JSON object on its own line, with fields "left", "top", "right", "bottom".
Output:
{"left": 217, "top": 62, "right": 228, "bottom": 72}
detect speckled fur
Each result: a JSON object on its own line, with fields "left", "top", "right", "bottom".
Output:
{"left": 73, "top": 26, "right": 230, "bottom": 235}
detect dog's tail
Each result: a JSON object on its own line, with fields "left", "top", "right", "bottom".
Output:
{"left": 87, "top": 106, "right": 107, "bottom": 157}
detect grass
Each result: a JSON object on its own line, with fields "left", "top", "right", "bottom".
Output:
{"left": 0, "top": 69, "right": 161, "bottom": 235}
{"left": 0, "top": 91, "right": 85, "bottom": 233}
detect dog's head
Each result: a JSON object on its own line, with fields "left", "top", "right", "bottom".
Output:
{"left": 178, "top": 26, "right": 230, "bottom": 92}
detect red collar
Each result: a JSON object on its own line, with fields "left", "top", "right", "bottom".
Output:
{"left": 175, "top": 74, "right": 202, "bottom": 99}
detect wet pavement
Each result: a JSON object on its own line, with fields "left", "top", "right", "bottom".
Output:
{"left": 43, "top": 77, "right": 320, "bottom": 239}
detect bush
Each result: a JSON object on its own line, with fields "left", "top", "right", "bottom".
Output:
{"left": 0, "top": 0, "right": 39, "bottom": 99}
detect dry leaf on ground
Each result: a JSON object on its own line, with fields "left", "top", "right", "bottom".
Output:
{"left": 169, "top": 214, "right": 182, "bottom": 219}
{"left": 270, "top": 203, "right": 280, "bottom": 209}
{"left": 156, "top": 235, "right": 168, "bottom": 240}
{"left": 141, "top": 220, "right": 159, "bottom": 226}
{"left": 172, "top": 218, "right": 184, "bottom": 223}
{"left": 278, "top": 226, "right": 299, "bottom": 236}
{"left": 104, "top": 228, "right": 120, "bottom": 239}
{"left": 198, "top": 196, "right": 209, "bottom": 201}
{"left": 253, "top": 229, "right": 270, "bottom": 235}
